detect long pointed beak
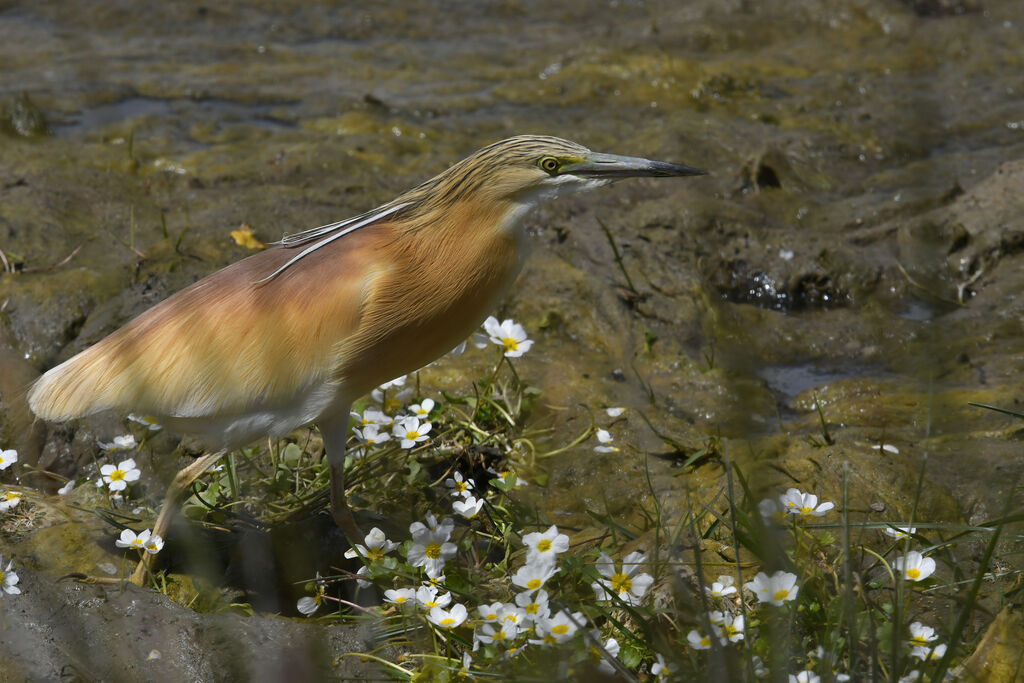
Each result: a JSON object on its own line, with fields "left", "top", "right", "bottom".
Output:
{"left": 561, "top": 152, "right": 708, "bottom": 179}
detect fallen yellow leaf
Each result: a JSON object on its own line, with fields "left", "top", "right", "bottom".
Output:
{"left": 230, "top": 223, "right": 265, "bottom": 250}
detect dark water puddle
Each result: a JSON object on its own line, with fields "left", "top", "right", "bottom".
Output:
{"left": 52, "top": 97, "right": 299, "bottom": 135}
{"left": 758, "top": 362, "right": 880, "bottom": 421}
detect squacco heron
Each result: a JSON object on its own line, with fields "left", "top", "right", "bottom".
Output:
{"left": 28, "top": 135, "right": 706, "bottom": 580}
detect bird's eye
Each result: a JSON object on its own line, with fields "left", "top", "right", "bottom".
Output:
{"left": 537, "top": 156, "right": 560, "bottom": 174}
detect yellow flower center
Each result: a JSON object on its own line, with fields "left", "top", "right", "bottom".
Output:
{"left": 536, "top": 539, "right": 552, "bottom": 553}
{"left": 610, "top": 572, "right": 632, "bottom": 594}
{"left": 425, "top": 542, "right": 442, "bottom": 559}
{"left": 502, "top": 337, "right": 518, "bottom": 351}
{"left": 424, "top": 600, "right": 437, "bottom": 608}
{"left": 484, "top": 612, "right": 497, "bottom": 620}
{"left": 907, "top": 568, "right": 921, "bottom": 580}
{"left": 405, "top": 430, "right": 420, "bottom": 440}
{"left": 492, "top": 630, "right": 506, "bottom": 642}
{"left": 3, "top": 492, "right": 18, "bottom": 502}
{"left": 911, "top": 636, "right": 926, "bottom": 646}
{"left": 502, "top": 614, "right": 517, "bottom": 623}
{"left": 394, "top": 596, "right": 407, "bottom": 603}
{"left": 773, "top": 589, "right": 789, "bottom": 602}
{"left": 700, "top": 636, "right": 711, "bottom": 647}
{"left": 799, "top": 506, "right": 813, "bottom": 514}
{"left": 551, "top": 624, "right": 569, "bottom": 635}
{"left": 543, "top": 635, "right": 556, "bottom": 645}
{"left": 110, "top": 470, "right": 126, "bottom": 481}
{"left": 366, "top": 548, "right": 384, "bottom": 560}
{"left": 130, "top": 539, "right": 144, "bottom": 548}
{"left": 440, "top": 617, "right": 455, "bottom": 627}
{"left": 455, "top": 481, "right": 467, "bottom": 492}
{"left": 526, "top": 578, "right": 542, "bottom": 590}
{"left": 525, "top": 603, "right": 538, "bottom": 614}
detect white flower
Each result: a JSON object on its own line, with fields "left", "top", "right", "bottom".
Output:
{"left": 143, "top": 532, "right": 164, "bottom": 555}
{"left": 344, "top": 527, "right": 398, "bottom": 587}
{"left": 884, "top": 525, "right": 917, "bottom": 540}
{"left": 392, "top": 416, "right": 432, "bottom": 449}
{"left": 893, "top": 551, "right": 936, "bottom": 582}
{"left": 384, "top": 588, "right": 416, "bottom": 605}
{"left": 409, "top": 398, "right": 435, "bottom": 417}
{"left": 758, "top": 497, "right": 786, "bottom": 523}
{"left": 99, "top": 434, "right": 137, "bottom": 451}
{"left": 910, "top": 642, "right": 946, "bottom": 662}
{"left": 0, "top": 491, "right": 22, "bottom": 511}
{"left": 872, "top": 443, "right": 899, "bottom": 454}
{"left": 511, "top": 562, "right": 559, "bottom": 592}
{"left": 908, "top": 621, "right": 939, "bottom": 647}
{"left": 605, "top": 407, "right": 624, "bottom": 417}
{"left": 779, "top": 488, "right": 835, "bottom": 517}
{"left": 115, "top": 528, "right": 162, "bottom": 554}
{"left": 705, "top": 574, "right": 737, "bottom": 598}
{"left": 354, "top": 424, "right": 391, "bottom": 446}
{"left": 127, "top": 413, "right": 162, "bottom": 431}
{"left": 752, "top": 656, "right": 769, "bottom": 678}
{"left": 371, "top": 376, "right": 410, "bottom": 408}
{"left": 498, "top": 604, "right": 527, "bottom": 629}
{"left": 687, "top": 629, "right": 713, "bottom": 650}
{"left": 445, "top": 471, "right": 475, "bottom": 498}
{"left": 708, "top": 611, "right": 745, "bottom": 642}
{"left": 594, "top": 428, "right": 618, "bottom": 453}
{"left": 1, "top": 556, "right": 21, "bottom": 595}
{"left": 535, "top": 609, "right": 583, "bottom": 644}
{"left": 483, "top": 316, "right": 533, "bottom": 357}
{"left": 453, "top": 496, "right": 485, "bottom": 519}
{"left": 477, "top": 601, "right": 505, "bottom": 622}
{"left": 415, "top": 584, "right": 452, "bottom": 610}
{"left": 407, "top": 513, "right": 456, "bottom": 578}
{"left": 350, "top": 407, "right": 392, "bottom": 429}
{"left": 789, "top": 673, "right": 820, "bottom": 683}
{"left": 296, "top": 596, "right": 320, "bottom": 616}
{"left": 514, "top": 588, "right": 550, "bottom": 624}
{"left": 378, "top": 375, "right": 407, "bottom": 391}
{"left": 745, "top": 570, "right": 800, "bottom": 606}
{"left": 100, "top": 459, "right": 141, "bottom": 492}
{"left": 0, "top": 449, "right": 17, "bottom": 470}
{"left": 476, "top": 621, "right": 520, "bottom": 646}
{"left": 585, "top": 630, "right": 621, "bottom": 675}
{"left": 591, "top": 551, "right": 654, "bottom": 605}
{"left": 57, "top": 480, "right": 76, "bottom": 496}
{"left": 345, "top": 527, "right": 398, "bottom": 562}
{"left": 898, "top": 671, "right": 922, "bottom": 682}
{"left": 651, "top": 653, "right": 679, "bottom": 680}
{"left": 428, "top": 603, "right": 467, "bottom": 629}
{"left": 521, "top": 525, "right": 570, "bottom": 567}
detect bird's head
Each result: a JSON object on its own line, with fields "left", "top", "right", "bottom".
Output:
{"left": 406, "top": 135, "right": 707, "bottom": 212}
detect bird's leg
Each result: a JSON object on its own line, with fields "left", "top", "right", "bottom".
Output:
{"left": 128, "top": 450, "right": 226, "bottom": 586}
{"left": 319, "top": 414, "right": 363, "bottom": 543}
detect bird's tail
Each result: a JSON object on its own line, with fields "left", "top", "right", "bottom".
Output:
{"left": 28, "top": 346, "right": 115, "bottom": 421}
